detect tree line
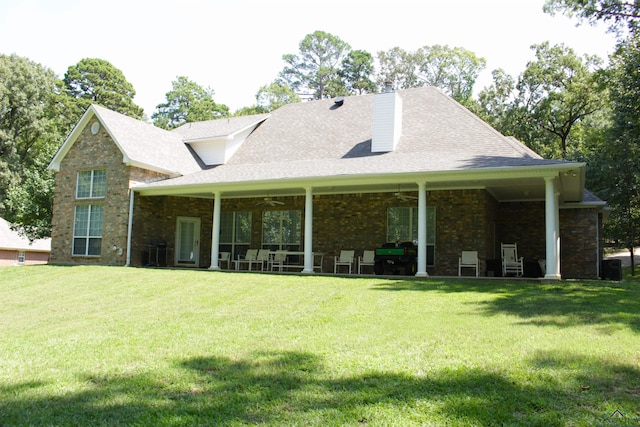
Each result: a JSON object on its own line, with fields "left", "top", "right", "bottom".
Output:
{"left": 1, "top": 0, "right": 639, "bottom": 272}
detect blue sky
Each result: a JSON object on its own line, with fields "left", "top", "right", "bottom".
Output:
{"left": 1, "top": 0, "right": 617, "bottom": 116}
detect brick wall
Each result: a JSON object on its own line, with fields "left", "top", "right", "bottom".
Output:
{"left": 50, "top": 120, "right": 166, "bottom": 266}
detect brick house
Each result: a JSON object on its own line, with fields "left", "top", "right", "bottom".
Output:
{"left": 48, "top": 86, "right": 607, "bottom": 279}
{"left": 0, "top": 217, "right": 50, "bottom": 266}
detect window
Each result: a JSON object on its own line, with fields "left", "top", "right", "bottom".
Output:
{"left": 262, "top": 210, "right": 301, "bottom": 250}
{"left": 387, "top": 206, "right": 436, "bottom": 266}
{"left": 18, "top": 251, "right": 25, "bottom": 263}
{"left": 220, "top": 211, "right": 252, "bottom": 259}
{"left": 73, "top": 205, "right": 104, "bottom": 256}
{"left": 76, "top": 170, "right": 106, "bottom": 199}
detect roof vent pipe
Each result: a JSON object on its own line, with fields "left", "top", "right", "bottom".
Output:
{"left": 384, "top": 81, "right": 393, "bottom": 93}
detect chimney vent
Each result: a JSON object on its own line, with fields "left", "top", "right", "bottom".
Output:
{"left": 384, "top": 81, "right": 393, "bottom": 93}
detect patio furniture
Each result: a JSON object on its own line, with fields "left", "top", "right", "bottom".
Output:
{"left": 334, "top": 250, "right": 355, "bottom": 274}
{"left": 219, "top": 251, "right": 231, "bottom": 269}
{"left": 501, "top": 243, "right": 524, "bottom": 277}
{"left": 234, "top": 249, "right": 259, "bottom": 270}
{"left": 458, "top": 250, "right": 479, "bottom": 276}
{"left": 358, "top": 250, "right": 375, "bottom": 274}
{"left": 256, "top": 249, "right": 271, "bottom": 271}
{"left": 269, "top": 250, "right": 288, "bottom": 272}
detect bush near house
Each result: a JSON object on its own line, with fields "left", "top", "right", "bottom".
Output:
{"left": 0, "top": 266, "right": 638, "bottom": 426}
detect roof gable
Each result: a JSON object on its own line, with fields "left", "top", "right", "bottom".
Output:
{"left": 49, "top": 105, "right": 202, "bottom": 176}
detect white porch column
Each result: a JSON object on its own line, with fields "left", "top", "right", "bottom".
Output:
{"left": 415, "top": 181, "right": 429, "bottom": 277}
{"left": 544, "top": 177, "right": 561, "bottom": 280}
{"left": 125, "top": 188, "right": 135, "bottom": 267}
{"left": 302, "top": 186, "right": 314, "bottom": 274}
{"left": 209, "top": 191, "right": 222, "bottom": 270}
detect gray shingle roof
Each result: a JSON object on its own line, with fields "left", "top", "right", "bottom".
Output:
{"left": 91, "top": 105, "right": 201, "bottom": 176}
{"left": 141, "top": 87, "right": 572, "bottom": 188}
{"left": 171, "top": 114, "right": 270, "bottom": 141}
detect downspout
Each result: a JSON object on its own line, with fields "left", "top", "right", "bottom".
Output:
{"left": 125, "top": 188, "right": 135, "bottom": 267}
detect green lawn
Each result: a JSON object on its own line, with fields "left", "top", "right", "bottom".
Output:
{"left": 0, "top": 266, "right": 638, "bottom": 426}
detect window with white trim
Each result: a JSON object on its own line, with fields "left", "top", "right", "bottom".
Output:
{"left": 73, "top": 169, "right": 105, "bottom": 256}
{"left": 18, "top": 251, "right": 25, "bottom": 263}
{"left": 220, "top": 211, "right": 252, "bottom": 260}
{"left": 76, "top": 170, "right": 106, "bottom": 199}
{"left": 73, "top": 205, "right": 104, "bottom": 256}
{"left": 387, "top": 206, "right": 436, "bottom": 266}
{"left": 262, "top": 210, "right": 301, "bottom": 251}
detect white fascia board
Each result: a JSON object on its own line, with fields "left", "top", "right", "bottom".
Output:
{"left": 48, "top": 106, "right": 97, "bottom": 171}
{"left": 124, "top": 158, "right": 182, "bottom": 178}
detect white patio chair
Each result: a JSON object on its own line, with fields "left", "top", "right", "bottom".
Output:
{"left": 501, "top": 243, "right": 524, "bottom": 277}
{"left": 334, "top": 250, "right": 355, "bottom": 274}
{"left": 256, "top": 249, "right": 271, "bottom": 271}
{"left": 458, "top": 250, "right": 479, "bottom": 276}
{"left": 219, "top": 252, "right": 231, "bottom": 269}
{"left": 269, "top": 250, "right": 288, "bottom": 272}
{"left": 234, "top": 249, "right": 258, "bottom": 270}
{"left": 358, "top": 250, "right": 375, "bottom": 274}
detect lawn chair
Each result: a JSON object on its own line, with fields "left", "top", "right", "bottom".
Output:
{"left": 458, "top": 250, "right": 479, "bottom": 276}
{"left": 358, "top": 250, "right": 375, "bottom": 274}
{"left": 334, "top": 250, "right": 354, "bottom": 274}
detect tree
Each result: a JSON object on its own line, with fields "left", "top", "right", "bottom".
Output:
{"left": 377, "top": 47, "right": 422, "bottom": 90}
{"left": 0, "top": 54, "right": 74, "bottom": 239}
{"left": 255, "top": 82, "right": 301, "bottom": 112}
{"left": 279, "top": 31, "right": 351, "bottom": 100}
{"left": 339, "top": 50, "right": 376, "bottom": 95}
{"left": 64, "top": 58, "right": 144, "bottom": 119}
{"left": 377, "top": 45, "right": 486, "bottom": 102}
{"left": 152, "top": 76, "right": 229, "bottom": 130}
{"left": 544, "top": 0, "right": 640, "bottom": 34}
{"left": 589, "top": 34, "right": 640, "bottom": 274}
{"left": 416, "top": 45, "right": 487, "bottom": 101}
{"left": 515, "top": 42, "right": 605, "bottom": 158}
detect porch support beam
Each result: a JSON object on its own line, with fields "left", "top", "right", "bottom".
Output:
{"left": 125, "top": 188, "right": 135, "bottom": 267}
{"left": 544, "top": 177, "right": 561, "bottom": 280}
{"left": 415, "top": 181, "right": 429, "bottom": 277}
{"left": 209, "top": 191, "right": 222, "bottom": 270}
{"left": 302, "top": 186, "right": 314, "bottom": 274}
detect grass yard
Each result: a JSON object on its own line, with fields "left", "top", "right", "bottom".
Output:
{"left": 0, "top": 266, "right": 639, "bottom": 426}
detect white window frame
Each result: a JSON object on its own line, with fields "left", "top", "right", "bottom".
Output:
{"left": 17, "top": 251, "right": 25, "bottom": 263}
{"left": 72, "top": 204, "right": 104, "bottom": 256}
{"left": 220, "top": 211, "right": 252, "bottom": 259}
{"left": 261, "top": 210, "right": 302, "bottom": 250}
{"left": 76, "top": 169, "right": 106, "bottom": 199}
{"left": 387, "top": 206, "right": 436, "bottom": 266}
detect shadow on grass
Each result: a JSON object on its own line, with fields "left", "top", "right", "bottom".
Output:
{"left": 372, "top": 278, "right": 640, "bottom": 332}
{"left": 1, "top": 350, "right": 638, "bottom": 426}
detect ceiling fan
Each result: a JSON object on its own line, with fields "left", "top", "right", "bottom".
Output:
{"left": 256, "top": 197, "right": 284, "bottom": 206}
{"left": 387, "top": 192, "right": 418, "bottom": 202}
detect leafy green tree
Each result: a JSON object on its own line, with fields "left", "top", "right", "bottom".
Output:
{"left": 64, "top": 58, "right": 144, "bottom": 119}
{"left": 544, "top": 0, "right": 640, "bottom": 34}
{"left": 416, "top": 45, "right": 486, "bottom": 101}
{"left": 340, "top": 50, "right": 376, "bottom": 95}
{"left": 152, "top": 76, "right": 229, "bottom": 129}
{"left": 377, "top": 47, "right": 422, "bottom": 90}
{"left": 255, "top": 82, "right": 301, "bottom": 112}
{"left": 589, "top": 35, "right": 640, "bottom": 273}
{"left": 279, "top": 31, "right": 351, "bottom": 100}
{"left": 377, "top": 45, "right": 486, "bottom": 102}
{"left": 0, "top": 54, "right": 74, "bottom": 239}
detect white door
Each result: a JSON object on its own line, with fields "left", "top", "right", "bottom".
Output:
{"left": 175, "top": 217, "right": 200, "bottom": 267}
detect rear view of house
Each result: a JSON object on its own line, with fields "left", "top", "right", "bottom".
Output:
{"left": 48, "top": 86, "right": 607, "bottom": 279}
